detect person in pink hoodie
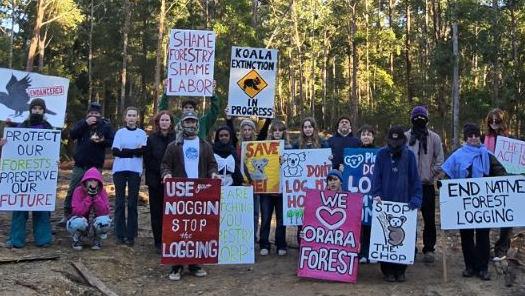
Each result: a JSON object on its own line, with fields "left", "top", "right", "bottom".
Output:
{"left": 66, "top": 167, "right": 111, "bottom": 250}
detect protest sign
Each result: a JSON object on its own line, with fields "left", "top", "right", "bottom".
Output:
{"left": 439, "top": 175, "right": 525, "bottom": 229}
{"left": 0, "top": 128, "right": 61, "bottom": 211}
{"left": 0, "top": 68, "right": 69, "bottom": 128}
{"left": 494, "top": 136, "right": 525, "bottom": 174}
{"left": 369, "top": 200, "right": 417, "bottom": 265}
{"left": 241, "top": 140, "right": 283, "bottom": 193}
{"left": 218, "top": 186, "right": 254, "bottom": 264}
{"left": 161, "top": 178, "right": 221, "bottom": 265}
{"left": 227, "top": 46, "right": 278, "bottom": 118}
{"left": 298, "top": 189, "right": 362, "bottom": 283}
{"left": 281, "top": 148, "right": 332, "bottom": 225}
{"left": 343, "top": 148, "right": 379, "bottom": 225}
{"left": 166, "top": 29, "right": 215, "bottom": 96}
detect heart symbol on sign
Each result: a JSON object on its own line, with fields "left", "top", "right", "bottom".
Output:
{"left": 344, "top": 154, "right": 364, "bottom": 168}
{"left": 316, "top": 206, "right": 346, "bottom": 230}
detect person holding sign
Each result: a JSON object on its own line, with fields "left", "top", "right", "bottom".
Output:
{"left": 174, "top": 96, "right": 220, "bottom": 140}
{"left": 371, "top": 125, "right": 422, "bottom": 282}
{"left": 326, "top": 116, "right": 361, "bottom": 171}
{"left": 67, "top": 167, "right": 111, "bottom": 250}
{"left": 112, "top": 107, "right": 147, "bottom": 247}
{"left": 482, "top": 108, "right": 513, "bottom": 261}
{"left": 404, "top": 106, "right": 444, "bottom": 263}
{"left": 7, "top": 98, "right": 54, "bottom": 248}
{"left": 259, "top": 120, "right": 291, "bottom": 256}
{"left": 161, "top": 111, "right": 219, "bottom": 281}
{"left": 144, "top": 111, "right": 177, "bottom": 252}
{"left": 212, "top": 125, "right": 243, "bottom": 186}
{"left": 441, "top": 123, "right": 507, "bottom": 281}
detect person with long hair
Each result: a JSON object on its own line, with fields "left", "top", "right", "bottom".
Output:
{"left": 481, "top": 108, "right": 511, "bottom": 261}
{"left": 144, "top": 110, "right": 176, "bottom": 252}
{"left": 259, "top": 120, "right": 292, "bottom": 256}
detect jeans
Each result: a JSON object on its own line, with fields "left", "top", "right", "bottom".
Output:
{"left": 113, "top": 171, "right": 141, "bottom": 242}
{"left": 259, "top": 194, "right": 287, "bottom": 250}
{"left": 254, "top": 194, "right": 260, "bottom": 243}
{"left": 148, "top": 184, "right": 164, "bottom": 248}
{"left": 67, "top": 215, "right": 112, "bottom": 239}
{"left": 460, "top": 228, "right": 490, "bottom": 272}
{"left": 421, "top": 184, "right": 436, "bottom": 253}
{"left": 359, "top": 225, "right": 371, "bottom": 258}
{"left": 64, "top": 166, "right": 91, "bottom": 216}
{"left": 9, "top": 211, "right": 52, "bottom": 247}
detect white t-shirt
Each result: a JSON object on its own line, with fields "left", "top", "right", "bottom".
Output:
{"left": 112, "top": 127, "right": 147, "bottom": 174}
{"left": 183, "top": 138, "right": 200, "bottom": 178}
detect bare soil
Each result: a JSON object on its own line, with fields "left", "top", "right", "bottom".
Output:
{"left": 0, "top": 169, "right": 524, "bottom": 296}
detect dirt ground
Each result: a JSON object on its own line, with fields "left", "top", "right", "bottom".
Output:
{"left": 0, "top": 169, "right": 524, "bottom": 296}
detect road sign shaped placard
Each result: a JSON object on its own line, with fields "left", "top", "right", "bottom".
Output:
{"left": 237, "top": 69, "right": 268, "bottom": 98}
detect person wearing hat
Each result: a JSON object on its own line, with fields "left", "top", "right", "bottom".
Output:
{"left": 326, "top": 116, "right": 361, "bottom": 171}
{"left": 59, "top": 101, "right": 114, "bottom": 226}
{"left": 161, "top": 110, "right": 219, "bottom": 281}
{"left": 6, "top": 98, "right": 54, "bottom": 248}
{"left": 326, "top": 169, "right": 343, "bottom": 192}
{"left": 441, "top": 123, "right": 506, "bottom": 281}
{"left": 371, "top": 125, "right": 422, "bottom": 282}
{"left": 111, "top": 106, "right": 147, "bottom": 247}
{"left": 170, "top": 94, "right": 220, "bottom": 140}
{"left": 404, "top": 105, "right": 444, "bottom": 263}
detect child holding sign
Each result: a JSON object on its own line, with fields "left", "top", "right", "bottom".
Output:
{"left": 67, "top": 167, "right": 111, "bottom": 250}
{"left": 7, "top": 98, "right": 53, "bottom": 248}
{"left": 371, "top": 125, "right": 422, "bottom": 282}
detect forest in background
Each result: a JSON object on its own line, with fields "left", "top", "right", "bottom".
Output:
{"left": 1, "top": 0, "right": 524, "bottom": 151}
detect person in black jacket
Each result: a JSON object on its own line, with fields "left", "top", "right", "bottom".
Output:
{"left": 326, "top": 116, "right": 361, "bottom": 170}
{"left": 59, "top": 102, "right": 114, "bottom": 226}
{"left": 144, "top": 111, "right": 176, "bottom": 252}
{"left": 212, "top": 125, "right": 243, "bottom": 186}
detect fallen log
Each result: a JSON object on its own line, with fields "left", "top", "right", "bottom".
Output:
{"left": 71, "top": 261, "right": 119, "bottom": 296}
{"left": 0, "top": 254, "right": 59, "bottom": 264}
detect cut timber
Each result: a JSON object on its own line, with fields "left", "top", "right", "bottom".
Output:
{"left": 72, "top": 261, "right": 119, "bottom": 296}
{"left": 0, "top": 254, "right": 59, "bottom": 264}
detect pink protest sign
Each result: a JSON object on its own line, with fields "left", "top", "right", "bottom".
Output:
{"left": 298, "top": 189, "right": 363, "bottom": 283}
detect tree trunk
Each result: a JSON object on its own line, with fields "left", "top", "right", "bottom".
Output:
{"left": 119, "top": 0, "right": 131, "bottom": 113}
{"left": 8, "top": 0, "right": 17, "bottom": 68}
{"left": 88, "top": 0, "right": 94, "bottom": 103}
{"left": 26, "top": 0, "right": 45, "bottom": 71}
{"left": 490, "top": 0, "right": 500, "bottom": 105}
{"left": 37, "top": 26, "right": 47, "bottom": 70}
{"left": 451, "top": 23, "right": 460, "bottom": 150}
{"left": 405, "top": 0, "right": 412, "bottom": 103}
{"left": 153, "top": 0, "right": 165, "bottom": 113}
{"left": 349, "top": 2, "right": 359, "bottom": 126}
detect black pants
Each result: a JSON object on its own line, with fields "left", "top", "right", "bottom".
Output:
{"left": 460, "top": 228, "right": 490, "bottom": 272}
{"left": 421, "top": 184, "right": 436, "bottom": 253}
{"left": 259, "top": 195, "right": 287, "bottom": 250}
{"left": 494, "top": 227, "right": 513, "bottom": 257}
{"left": 359, "top": 225, "right": 371, "bottom": 258}
{"left": 148, "top": 184, "right": 163, "bottom": 248}
{"left": 380, "top": 262, "right": 407, "bottom": 276}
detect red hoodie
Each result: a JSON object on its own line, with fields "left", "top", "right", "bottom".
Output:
{"left": 71, "top": 167, "right": 110, "bottom": 218}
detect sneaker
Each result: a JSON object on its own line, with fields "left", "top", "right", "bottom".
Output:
{"left": 423, "top": 252, "right": 435, "bottom": 263}
{"left": 91, "top": 240, "right": 101, "bottom": 250}
{"left": 168, "top": 268, "right": 182, "bottom": 281}
{"left": 260, "top": 248, "right": 269, "bottom": 256}
{"left": 359, "top": 257, "right": 368, "bottom": 264}
{"left": 277, "top": 249, "right": 287, "bottom": 256}
{"left": 191, "top": 267, "right": 207, "bottom": 277}
{"left": 99, "top": 233, "right": 108, "bottom": 240}
{"left": 72, "top": 240, "right": 83, "bottom": 251}
{"left": 383, "top": 274, "right": 396, "bottom": 282}
{"left": 478, "top": 270, "right": 491, "bottom": 281}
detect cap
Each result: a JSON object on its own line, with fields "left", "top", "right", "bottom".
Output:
{"left": 181, "top": 111, "right": 199, "bottom": 122}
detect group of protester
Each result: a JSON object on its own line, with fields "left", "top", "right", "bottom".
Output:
{"left": 0, "top": 95, "right": 514, "bottom": 283}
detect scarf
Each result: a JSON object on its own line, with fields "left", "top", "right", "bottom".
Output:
{"left": 442, "top": 144, "right": 491, "bottom": 179}
{"left": 409, "top": 123, "right": 428, "bottom": 155}
{"left": 484, "top": 134, "right": 496, "bottom": 153}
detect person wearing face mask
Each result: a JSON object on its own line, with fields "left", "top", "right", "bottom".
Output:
{"left": 67, "top": 167, "right": 111, "bottom": 250}
{"left": 441, "top": 123, "right": 507, "bottom": 281}
{"left": 59, "top": 102, "right": 114, "bottom": 227}
{"left": 6, "top": 98, "right": 54, "bottom": 248}
{"left": 161, "top": 111, "right": 219, "bottom": 281}
{"left": 372, "top": 125, "right": 422, "bottom": 282}
{"left": 326, "top": 116, "right": 361, "bottom": 171}
{"left": 404, "top": 106, "right": 444, "bottom": 263}
{"left": 144, "top": 111, "right": 176, "bottom": 252}
{"left": 213, "top": 125, "right": 243, "bottom": 186}
{"left": 481, "top": 108, "right": 512, "bottom": 261}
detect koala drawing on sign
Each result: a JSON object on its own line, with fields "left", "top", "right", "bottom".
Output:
{"left": 386, "top": 214, "right": 406, "bottom": 247}
{"left": 251, "top": 158, "right": 269, "bottom": 181}
{"left": 282, "top": 152, "right": 307, "bottom": 177}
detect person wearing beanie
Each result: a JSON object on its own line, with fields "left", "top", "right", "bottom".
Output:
{"left": 372, "top": 125, "right": 422, "bottom": 282}
{"left": 326, "top": 116, "right": 361, "bottom": 171}
{"left": 59, "top": 101, "right": 114, "bottom": 227}
{"left": 404, "top": 105, "right": 444, "bottom": 263}
{"left": 67, "top": 167, "right": 111, "bottom": 251}
{"left": 213, "top": 125, "right": 243, "bottom": 186}
{"left": 6, "top": 98, "right": 54, "bottom": 248}
{"left": 326, "top": 169, "right": 343, "bottom": 192}
{"left": 441, "top": 122, "right": 507, "bottom": 281}
{"left": 161, "top": 111, "right": 219, "bottom": 281}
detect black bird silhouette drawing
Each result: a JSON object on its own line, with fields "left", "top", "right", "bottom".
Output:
{"left": 0, "top": 74, "right": 56, "bottom": 117}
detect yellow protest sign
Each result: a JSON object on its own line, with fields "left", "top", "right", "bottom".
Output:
{"left": 237, "top": 69, "right": 268, "bottom": 98}
{"left": 241, "top": 140, "right": 283, "bottom": 193}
